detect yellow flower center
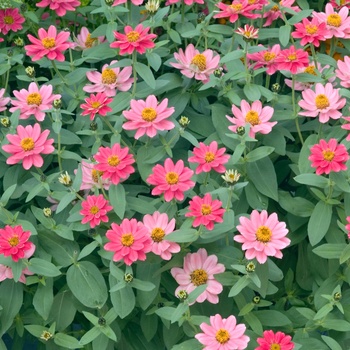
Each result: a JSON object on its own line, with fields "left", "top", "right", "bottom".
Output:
{"left": 151, "top": 227, "right": 165, "bottom": 242}
{"left": 230, "top": 3, "right": 242, "bottom": 11}
{"left": 141, "top": 107, "right": 157, "bottom": 122}
{"left": 91, "top": 169, "right": 104, "bottom": 183}
{"left": 270, "top": 344, "right": 281, "bottom": 350}
{"left": 215, "top": 329, "right": 230, "bottom": 344}
{"left": 165, "top": 171, "right": 179, "bottom": 185}
{"left": 248, "top": 0, "right": 257, "bottom": 3}
{"left": 327, "top": 13, "right": 342, "bottom": 27}
{"left": 305, "top": 24, "right": 318, "bottom": 35}
{"left": 271, "top": 5, "right": 279, "bottom": 11}
{"left": 41, "top": 37, "right": 56, "bottom": 49}
{"left": 201, "top": 204, "right": 212, "bottom": 215}
{"left": 264, "top": 52, "right": 276, "bottom": 62}
{"left": 107, "top": 155, "right": 120, "bottom": 167}
{"left": 91, "top": 101, "right": 101, "bottom": 109}
{"left": 204, "top": 151, "right": 215, "bottom": 163}
{"left": 20, "top": 137, "right": 35, "bottom": 151}
{"left": 322, "top": 149, "right": 335, "bottom": 161}
{"left": 190, "top": 54, "right": 207, "bottom": 71}
{"left": 90, "top": 205, "right": 99, "bottom": 214}
{"left": 121, "top": 233, "right": 134, "bottom": 247}
{"left": 287, "top": 53, "right": 297, "bottom": 61}
{"left": 245, "top": 110, "right": 260, "bottom": 126}
{"left": 4, "top": 16, "right": 14, "bottom": 24}
{"left": 102, "top": 68, "right": 117, "bottom": 84}
{"left": 256, "top": 225, "right": 272, "bottom": 243}
{"left": 126, "top": 31, "right": 140, "bottom": 42}
{"left": 304, "top": 65, "right": 317, "bottom": 75}
{"left": 190, "top": 268, "right": 208, "bottom": 286}
{"left": 27, "top": 92, "right": 42, "bottom": 106}
{"left": 85, "top": 33, "right": 98, "bottom": 48}
{"left": 315, "top": 94, "right": 330, "bottom": 109}
{"left": 8, "top": 235, "right": 19, "bottom": 247}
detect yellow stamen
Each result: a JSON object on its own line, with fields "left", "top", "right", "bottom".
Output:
{"left": 215, "top": 329, "right": 230, "bottom": 344}
{"left": 121, "top": 233, "right": 134, "bottom": 246}
{"left": 204, "top": 151, "right": 215, "bottom": 163}
{"left": 322, "top": 150, "right": 335, "bottom": 161}
{"left": 287, "top": 53, "right": 297, "bottom": 61}
{"left": 91, "top": 101, "right": 101, "bottom": 109}
{"left": 4, "top": 16, "right": 14, "bottom": 24}
{"left": 42, "top": 37, "right": 56, "bottom": 49}
{"left": 270, "top": 344, "right": 281, "bottom": 350}
{"left": 315, "top": 94, "right": 330, "bottom": 109}
{"left": 8, "top": 236, "right": 19, "bottom": 247}
{"left": 305, "top": 24, "right": 318, "bottom": 35}
{"left": 190, "top": 54, "right": 207, "bottom": 71}
{"left": 126, "top": 31, "right": 140, "bottom": 42}
{"left": 256, "top": 225, "right": 272, "bottom": 243}
{"left": 271, "top": 5, "right": 279, "bottom": 11}
{"left": 245, "top": 110, "right": 260, "bottom": 126}
{"left": 304, "top": 65, "right": 317, "bottom": 75}
{"left": 26, "top": 92, "right": 42, "bottom": 106}
{"left": 141, "top": 107, "right": 157, "bottom": 122}
{"left": 327, "top": 13, "right": 342, "bottom": 27}
{"left": 151, "top": 227, "right": 165, "bottom": 242}
{"left": 90, "top": 205, "right": 99, "bottom": 214}
{"left": 20, "top": 137, "right": 35, "bottom": 151}
{"left": 201, "top": 204, "right": 212, "bottom": 215}
{"left": 263, "top": 52, "right": 276, "bottom": 62}
{"left": 107, "top": 155, "right": 120, "bottom": 167}
{"left": 91, "top": 169, "right": 104, "bottom": 183}
{"left": 229, "top": 3, "right": 242, "bottom": 11}
{"left": 101, "top": 68, "right": 117, "bottom": 84}
{"left": 85, "top": 33, "right": 98, "bottom": 48}
{"left": 165, "top": 172, "right": 179, "bottom": 185}
{"left": 190, "top": 268, "right": 208, "bottom": 286}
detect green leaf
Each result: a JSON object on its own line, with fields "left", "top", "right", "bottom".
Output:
{"left": 60, "top": 150, "right": 82, "bottom": 162}
{"left": 244, "top": 312, "right": 263, "bottom": 335}
{"left": 313, "top": 244, "right": 347, "bottom": 260}
{"left": 110, "top": 282, "right": 135, "bottom": 318}
{"left": 53, "top": 224, "right": 74, "bottom": 240}
{"left": 165, "top": 228, "right": 198, "bottom": 243}
{"left": 109, "top": 184, "right": 126, "bottom": 219}
{"left": 78, "top": 241, "right": 99, "bottom": 261}
{"left": 243, "top": 84, "right": 261, "bottom": 101}
{"left": 321, "top": 335, "right": 343, "bottom": 350}
{"left": 245, "top": 146, "right": 275, "bottom": 162}
{"left": 322, "top": 318, "right": 350, "bottom": 331}
{"left": 79, "top": 327, "right": 101, "bottom": 345}
{"left": 340, "top": 244, "right": 350, "bottom": 264}
{"left": 52, "top": 129, "right": 82, "bottom": 145}
{"left": 253, "top": 310, "right": 291, "bottom": 326}
{"left": 33, "top": 278, "right": 54, "bottom": 320}
{"left": 308, "top": 201, "right": 332, "bottom": 246}
{"left": 172, "top": 339, "right": 202, "bottom": 350}
{"left": 55, "top": 192, "right": 77, "bottom": 214}
{"left": 314, "top": 303, "right": 333, "bottom": 320}
{"left": 155, "top": 306, "right": 176, "bottom": 320}
{"left": 228, "top": 276, "right": 250, "bottom": 297}
{"left": 187, "top": 284, "right": 208, "bottom": 304}
{"left": 65, "top": 68, "right": 91, "bottom": 83}
{"left": 220, "top": 50, "right": 244, "bottom": 64}
{"left": 330, "top": 171, "right": 350, "bottom": 193}
{"left": 28, "top": 258, "right": 61, "bottom": 277}
{"left": 278, "top": 191, "right": 315, "bottom": 217}
{"left": 54, "top": 333, "right": 83, "bottom": 349}
{"left": 170, "top": 303, "right": 188, "bottom": 323}
{"left": 0, "top": 184, "right": 16, "bottom": 206}
{"left": 279, "top": 25, "right": 291, "bottom": 47}
{"left": 298, "top": 134, "right": 318, "bottom": 173}
{"left": 294, "top": 173, "right": 329, "bottom": 188}
{"left": 24, "top": 325, "right": 47, "bottom": 338}
{"left": 131, "top": 279, "right": 155, "bottom": 292}
{"left": 135, "top": 62, "right": 156, "bottom": 90}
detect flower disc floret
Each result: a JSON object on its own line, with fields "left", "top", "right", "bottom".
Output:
{"left": 80, "top": 194, "right": 113, "bottom": 228}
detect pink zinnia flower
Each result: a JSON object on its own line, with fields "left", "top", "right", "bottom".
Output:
{"left": 171, "top": 44, "right": 220, "bottom": 84}
{"left": 341, "top": 116, "right": 350, "bottom": 141}
{"left": 247, "top": 44, "right": 281, "bottom": 75}
{"left": 292, "top": 17, "right": 327, "bottom": 47}
{"left": 112, "top": 0, "right": 143, "bottom": 6}
{"left": 80, "top": 194, "right": 113, "bottom": 228}
{"left": 195, "top": 314, "right": 250, "bottom": 350}
{"left": 263, "top": 0, "right": 300, "bottom": 27}
{"left": 275, "top": 46, "right": 309, "bottom": 74}
{"left": 36, "top": 0, "right": 80, "bottom": 16}
{"left": 345, "top": 216, "right": 350, "bottom": 239}
{"left": 0, "top": 225, "right": 35, "bottom": 262}
{"left": 309, "top": 138, "right": 349, "bottom": 175}
{"left": 329, "top": 0, "right": 350, "bottom": 10}
{"left": 25, "top": 25, "right": 74, "bottom": 62}
{"left": 147, "top": 158, "right": 195, "bottom": 202}
{"left": 165, "top": 0, "right": 203, "bottom": 6}
{"left": 0, "top": 8, "right": 25, "bottom": 35}
{"left": 335, "top": 56, "right": 350, "bottom": 88}
{"left": 227, "top": 99, "right": 276, "bottom": 139}
{"left": 2, "top": 123, "right": 55, "bottom": 170}
{"left": 298, "top": 83, "right": 346, "bottom": 123}
{"left": 235, "top": 24, "right": 259, "bottom": 39}
{"left": 0, "top": 88, "right": 10, "bottom": 112}
{"left": 234, "top": 210, "right": 290, "bottom": 264}
{"left": 188, "top": 141, "right": 229, "bottom": 174}
{"left": 9, "top": 82, "right": 61, "bottom": 122}
{"left": 94, "top": 144, "right": 135, "bottom": 185}
{"left": 104, "top": 218, "right": 152, "bottom": 265}
{"left": 171, "top": 248, "right": 225, "bottom": 304}
{"left": 142, "top": 211, "right": 180, "bottom": 260}
{"left": 79, "top": 160, "right": 110, "bottom": 191}
{"left": 256, "top": 330, "right": 295, "bottom": 350}
{"left": 73, "top": 27, "right": 104, "bottom": 50}
{"left": 0, "top": 265, "right": 33, "bottom": 284}
{"left": 185, "top": 193, "right": 225, "bottom": 231}
{"left": 80, "top": 92, "right": 113, "bottom": 120}
{"left": 83, "top": 60, "right": 133, "bottom": 97}
{"left": 123, "top": 95, "right": 175, "bottom": 139}
{"left": 110, "top": 24, "right": 157, "bottom": 55}
{"left": 213, "top": 0, "right": 259, "bottom": 24}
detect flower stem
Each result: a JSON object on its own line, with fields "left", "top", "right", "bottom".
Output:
{"left": 292, "top": 75, "right": 304, "bottom": 145}
{"left": 51, "top": 60, "right": 68, "bottom": 86}
{"left": 131, "top": 51, "right": 138, "bottom": 97}
{"left": 310, "top": 44, "right": 318, "bottom": 66}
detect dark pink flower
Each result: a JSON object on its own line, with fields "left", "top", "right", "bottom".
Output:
{"left": 80, "top": 194, "right": 113, "bottom": 228}
{"left": 292, "top": 17, "right": 327, "bottom": 47}
{"left": 80, "top": 92, "right": 113, "bottom": 120}
{"left": 263, "top": 0, "right": 300, "bottom": 27}
{"left": 247, "top": 44, "right": 281, "bottom": 75}
{"left": 0, "top": 8, "right": 25, "bottom": 35}
{"left": 345, "top": 216, "right": 350, "bottom": 239}
{"left": 275, "top": 46, "right": 309, "bottom": 74}
{"left": 256, "top": 330, "right": 295, "bottom": 350}
{"left": 36, "top": 0, "right": 80, "bottom": 16}
{"left": 214, "top": 0, "right": 259, "bottom": 24}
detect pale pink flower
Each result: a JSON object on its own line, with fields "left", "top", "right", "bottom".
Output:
{"left": 263, "top": 0, "right": 300, "bottom": 27}
{"left": 256, "top": 330, "right": 294, "bottom": 350}
{"left": 329, "top": 0, "right": 350, "bottom": 10}
{"left": 188, "top": 141, "right": 229, "bottom": 174}
{"left": 83, "top": 60, "right": 133, "bottom": 97}
{"left": 80, "top": 194, "right": 113, "bottom": 228}
{"left": 9, "top": 82, "right": 61, "bottom": 122}
{"left": 0, "top": 265, "right": 33, "bottom": 284}
{"left": 309, "top": 138, "right": 349, "bottom": 175}
{"left": 112, "top": 0, "right": 143, "bottom": 6}
{"left": 0, "top": 8, "right": 25, "bottom": 35}
{"left": 2, "top": 123, "right": 55, "bottom": 170}
{"left": 298, "top": 83, "right": 346, "bottom": 123}
{"left": 36, "top": 0, "right": 80, "bottom": 16}
{"left": 94, "top": 144, "right": 135, "bottom": 185}
{"left": 171, "top": 44, "right": 220, "bottom": 84}
{"left": 171, "top": 248, "right": 225, "bottom": 304}
{"left": 335, "top": 56, "right": 350, "bottom": 88}
{"left": 25, "top": 25, "right": 74, "bottom": 62}
{"left": 147, "top": 158, "right": 195, "bottom": 202}
{"left": 185, "top": 193, "right": 225, "bottom": 231}
{"left": 292, "top": 17, "right": 327, "bottom": 47}
{"left": 341, "top": 116, "right": 350, "bottom": 141}
{"left": 80, "top": 92, "right": 113, "bottom": 120}
{"left": 0, "top": 88, "right": 10, "bottom": 112}
{"left": 227, "top": 100, "right": 276, "bottom": 139}
{"left": 247, "top": 44, "right": 281, "bottom": 75}
{"left": 73, "top": 27, "right": 105, "bottom": 50}
{"left": 235, "top": 24, "right": 259, "bottom": 39}
{"left": 345, "top": 216, "right": 350, "bottom": 239}
{"left": 104, "top": 218, "right": 152, "bottom": 266}
{"left": 234, "top": 210, "right": 290, "bottom": 264}
{"left": 142, "top": 211, "right": 180, "bottom": 260}
{"left": 110, "top": 24, "right": 157, "bottom": 55}
{"left": 0, "top": 225, "right": 35, "bottom": 262}
{"left": 214, "top": 0, "right": 259, "bottom": 24}
{"left": 123, "top": 95, "right": 175, "bottom": 139}
{"left": 79, "top": 160, "right": 111, "bottom": 191}
{"left": 195, "top": 314, "right": 250, "bottom": 350}
{"left": 275, "top": 46, "right": 309, "bottom": 74}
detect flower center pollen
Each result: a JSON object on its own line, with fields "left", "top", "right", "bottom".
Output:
{"left": 201, "top": 204, "right": 212, "bottom": 215}
{"left": 305, "top": 24, "right": 318, "bottom": 35}
{"left": 121, "top": 233, "right": 134, "bottom": 247}
{"left": 245, "top": 110, "right": 260, "bottom": 126}
{"left": 126, "top": 31, "right": 140, "bottom": 42}
{"left": 327, "top": 14, "right": 342, "bottom": 27}
{"left": 4, "top": 16, "right": 14, "bottom": 24}
{"left": 91, "top": 101, "right": 101, "bottom": 109}
{"left": 315, "top": 94, "right": 330, "bottom": 109}
{"left": 102, "top": 68, "right": 117, "bottom": 84}
{"left": 230, "top": 3, "right": 242, "bottom": 11}
{"left": 91, "top": 169, "right": 104, "bottom": 183}
{"left": 215, "top": 329, "right": 230, "bottom": 344}
{"left": 287, "top": 53, "right": 297, "bottom": 61}
{"left": 20, "top": 137, "right": 35, "bottom": 151}
{"left": 271, "top": 5, "right": 279, "bottom": 11}
{"left": 270, "top": 344, "right": 281, "bottom": 350}
{"left": 141, "top": 107, "right": 157, "bottom": 122}
{"left": 8, "top": 236, "right": 19, "bottom": 247}
{"left": 204, "top": 151, "right": 215, "bottom": 163}
{"left": 190, "top": 268, "right": 208, "bottom": 286}
{"left": 90, "top": 205, "right": 99, "bottom": 214}
{"left": 107, "top": 155, "right": 120, "bottom": 167}
{"left": 263, "top": 52, "right": 276, "bottom": 62}
{"left": 322, "top": 149, "right": 335, "bottom": 161}
{"left": 191, "top": 54, "right": 207, "bottom": 71}
{"left": 151, "top": 227, "right": 165, "bottom": 242}
{"left": 27, "top": 92, "right": 42, "bottom": 106}
{"left": 42, "top": 37, "right": 56, "bottom": 49}
{"left": 85, "top": 33, "right": 98, "bottom": 48}
{"left": 165, "top": 171, "right": 179, "bottom": 185}
{"left": 256, "top": 225, "right": 272, "bottom": 243}
{"left": 304, "top": 65, "right": 317, "bottom": 75}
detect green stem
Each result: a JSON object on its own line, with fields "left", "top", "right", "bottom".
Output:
{"left": 57, "top": 133, "right": 63, "bottom": 173}
{"left": 101, "top": 117, "right": 133, "bottom": 152}
{"left": 225, "top": 187, "right": 233, "bottom": 210}
{"left": 265, "top": 74, "right": 271, "bottom": 90}
{"left": 292, "top": 75, "right": 304, "bottom": 145}
{"left": 203, "top": 172, "right": 210, "bottom": 187}
{"left": 3, "top": 61, "right": 10, "bottom": 93}
{"left": 51, "top": 60, "right": 68, "bottom": 86}
{"left": 131, "top": 51, "right": 137, "bottom": 97}
{"left": 310, "top": 44, "right": 318, "bottom": 66}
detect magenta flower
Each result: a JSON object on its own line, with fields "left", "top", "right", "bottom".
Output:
{"left": 79, "top": 160, "right": 110, "bottom": 191}
{"left": 83, "top": 60, "right": 133, "bottom": 97}
{"left": 188, "top": 141, "right": 229, "bottom": 174}
{"left": 275, "top": 46, "right": 309, "bottom": 74}
{"left": 25, "top": 25, "right": 74, "bottom": 62}
{"left": 110, "top": 24, "right": 157, "bottom": 55}
{"left": 185, "top": 193, "right": 225, "bottom": 231}
{"left": 329, "top": 0, "right": 350, "bottom": 10}
{"left": 309, "top": 138, "right": 349, "bottom": 175}
{"left": 0, "top": 265, "right": 33, "bottom": 284}
{"left": 80, "top": 92, "right": 113, "bottom": 120}
{"left": 73, "top": 27, "right": 105, "bottom": 50}
{"left": 345, "top": 216, "right": 350, "bottom": 239}
{"left": 104, "top": 218, "right": 152, "bottom": 266}
{"left": 171, "top": 44, "right": 220, "bottom": 84}
{"left": 2, "top": 123, "right": 55, "bottom": 170}
{"left": 226, "top": 99, "right": 276, "bottom": 139}
{"left": 263, "top": 0, "right": 300, "bottom": 27}
{"left": 147, "top": 158, "right": 195, "bottom": 202}
{"left": 80, "top": 194, "right": 113, "bottom": 228}
{"left": 298, "top": 83, "right": 346, "bottom": 123}
{"left": 171, "top": 248, "right": 225, "bottom": 304}
{"left": 234, "top": 210, "right": 290, "bottom": 264}
{"left": 36, "top": 0, "right": 80, "bottom": 16}
{"left": 0, "top": 225, "right": 35, "bottom": 262}
{"left": 142, "top": 211, "right": 180, "bottom": 260}
{"left": 112, "top": 0, "right": 143, "bottom": 6}
{"left": 10, "top": 82, "right": 61, "bottom": 122}
{"left": 166, "top": 0, "right": 203, "bottom": 5}
{"left": 0, "top": 8, "right": 25, "bottom": 35}
{"left": 247, "top": 44, "right": 281, "bottom": 75}
{"left": 123, "top": 95, "right": 175, "bottom": 139}
{"left": 292, "top": 17, "right": 327, "bottom": 47}
{"left": 335, "top": 56, "right": 350, "bottom": 88}
{"left": 195, "top": 314, "right": 250, "bottom": 350}
{"left": 213, "top": 0, "right": 259, "bottom": 23}
{"left": 256, "top": 330, "right": 295, "bottom": 350}
{"left": 0, "top": 88, "right": 10, "bottom": 112}
{"left": 94, "top": 144, "right": 135, "bottom": 185}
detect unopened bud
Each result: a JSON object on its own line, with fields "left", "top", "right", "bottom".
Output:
{"left": 40, "top": 330, "right": 53, "bottom": 341}
{"left": 214, "top": 67, "right": 223, "bottom": 78}
{"left": 245, "top": 262, "right": 255, "bottom": 273}
{"left": 179, "top": 116, "right": 190, "bottom": 128}
{"left": 43, "top": 208, "right": 52, "bottom": 217}
{"left": 13, "top": 37, "right": 24, "bottom": 47}
{"left": 53, "top": 99, "right": 62, "bottom": 109}
{"left": 197, "top": 12, "right": 206, "bottom": 23}
{"left": 177, "top": 290, "right": 188, "bottom": 301}
{"left": 124, "top": 273, "right": 133, "bottom": 283}
{"left": 105, "top": 0, "right": 113, "bottom": 5}
{"left": 90, "top": 121, "right": 98, "bottom": 131}
{"left": 7, "top": 49, "right": 13, "bottom": 57}
{"left": 0, "top": 117, "right": 11, "bottom": 128}
{"left": 271, "top": 83, "right": 280, "bottom": 93}
{"left": 334, "top": 292, "right": 342, "bottom": 301}
{"left": 58, "top": 171, "right": 72, "bottom": 186}
{"left": 237, "top": 126, "right": 245, "bottom": 136}
{"left": 98, "top": 317, "right": 106, "bottom": 326}
{"left": 25, "top": 66, "right": 36, "bottom": 78}
{"left": 253, "top": 296, "right": 260, "bottom": 304}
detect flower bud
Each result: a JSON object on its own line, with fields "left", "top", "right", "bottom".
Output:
{"left": 237, "top": 126, "right": 245, "bottom": 136}
{"left": 40, "top": 330, "right": 53, "bottom": 341}
{"left": 177, "top": 290, "right": 188, "bottom": 301}
{"left": 53, "top": 99, "right": 62, "bottom": 109}
{"left": 105, "top": 0, "right": 113, "bottom": 6}
{"left": 253, "top": 296, "right": 261, "bottom": 304}
{"left": 124, "top": 273, "right": 133, "bottom": 283}
{"left": 90, "top": 121, "right": 98, "bottom": 131}
{"left": 271, "top": 83, "right": 281, "bottom": 93}
{"left": 179, "top": 116, "right": 190, "bottom": 128}
{"left": 43, "top": 208, "right": 52, "bottom": 217}
{"left": 245, "top": 262, "right": 255, "bottom": 273}
{"left": 145, "top": 0, "right": 160, "bottom": 14}
{"left": 25, "top": 66, "right": 36, "bottom": 78}
{"left": 13, "top": 37, "right": 24, "bottom": 47}
{"left": 334, "top": 292, "right": 342, "bottom": 301}
{"left": 7, "top": 49, "right": 13, "bottom": 57}
{"left": 0, "top": 117, "right": 11, "bottom": 128}
{"left": 98, "top": 317, "right": 106, "bottom": 326}
{"left": 58, "top": 171, "right": 72, "bottom": 186}
{"left": 197, "top": 12, "right": 206, "bottom": 23}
